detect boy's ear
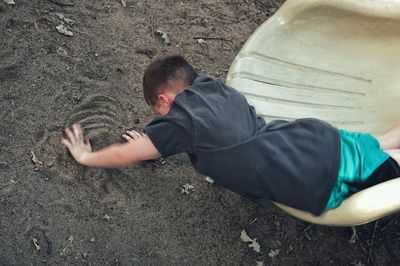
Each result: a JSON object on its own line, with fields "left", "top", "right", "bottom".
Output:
{"left": 158, "top": 94, "right": 169, "bottom": 106}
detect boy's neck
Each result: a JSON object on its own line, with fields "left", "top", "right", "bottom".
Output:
{"left": 168, "top": 78, "right": 189, "bottom": 94}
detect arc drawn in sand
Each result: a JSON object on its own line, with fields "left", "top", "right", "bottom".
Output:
{"left": 65, "top": 94, "right": 128, "bottom": 141}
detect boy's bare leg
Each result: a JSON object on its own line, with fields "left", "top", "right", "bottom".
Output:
{"left": 376, "top": 125, "right": 400, "bottom": 150}
{"left": 384, "top": 149, "right": 400, "bottom": 166}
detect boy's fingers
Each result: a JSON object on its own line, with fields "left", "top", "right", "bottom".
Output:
{"left": 65, "top": 127, "right": 76, "bottom": 143}
{"left": 126, "top": 130, "right": 141, "bottom": 139}
{"left": 126, "top": 131, "right": 134, "bottom": 137}
{"left": 85, "top": 138, "right": 91, "bottom": 148}
{"left": 122, "top": 134, "right": 134, "bottom": 142}
{"left": 61, "top": 138, "right": 71, "bottom": 149}
{"left": 72, "top": 124, "right": 83, "bottom": 141}
{"left": 127, "top": 129, "right": 140, "bottom": 134}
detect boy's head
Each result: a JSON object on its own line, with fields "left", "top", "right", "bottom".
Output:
{"left": 143, "top": 55, "right": 197, "bottom": 115}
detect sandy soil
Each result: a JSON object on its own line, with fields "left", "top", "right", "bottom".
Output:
{"left": 1, "top": 0, "right": 399, "bottom": 265}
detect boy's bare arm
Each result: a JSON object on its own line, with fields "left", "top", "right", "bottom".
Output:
{"left": 61, "top": 124, "right": 160, "bottom": 168}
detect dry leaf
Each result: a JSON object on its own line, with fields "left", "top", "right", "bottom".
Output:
{"left": 197, "top": 38, "right": 206, "bottom": 45}
{"left": 104, "top": 214, "right": 110, "bottom": 220}
{"left": 56, "top": 24, "right": 74, "bottom": 37}
{"left": 4, "top": 0, "right": 15, "bottom": 4}
{"left": 181, "top": 183, "right": 194, "bottom": 195}
{"left": 120, "top": 0, "right": 126, "bottom": 7}
{"left": 30, "top": 150, "right": 43, "bottom": 165}
{"left": 240, "top": 230, "right": 261, "bottom": 253}
{"left": 249, "top": 241, "right": 261, "bottom": 253}
{"left": 205, "top": 176, "right": 214, "bottom": 184}
{"left": 30, "top": 150, "right": 43, "bottom": 170}
{"left": 32, "top": 237, "right": 42, "bottom": 254}
{"left": 155, "top": 30, "right": 171, "bottom": 45}
{"left": 240, "top": 230, "right": 253, "bottom": 243}
{"left": 268, "top": 249, "right": 280, "bottom": 258}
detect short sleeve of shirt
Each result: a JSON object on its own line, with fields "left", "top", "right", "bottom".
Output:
{"left": 143, "top": 110, "right": 193, "bottom": 158}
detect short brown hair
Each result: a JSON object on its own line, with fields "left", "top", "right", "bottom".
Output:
{"left": 142, "top": 55, "right": 197, "bottom": 105}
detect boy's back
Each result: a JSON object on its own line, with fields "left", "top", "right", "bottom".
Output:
{"left": 144, "top": 75, "right": 340, "bottom": 215}
{"left": 144, "top": 75, "right": 263, "bottom": 152}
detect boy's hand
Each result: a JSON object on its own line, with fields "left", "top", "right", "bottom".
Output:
{"left": 61, "top": 124, "right": 92, "bottom": 163}
{"left": 122, "top": 130, "right": 144, "bottom": 143}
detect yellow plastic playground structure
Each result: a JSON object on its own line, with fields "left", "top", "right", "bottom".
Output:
{"left": 226, "top": 0, "right": 400, "bottom": 226}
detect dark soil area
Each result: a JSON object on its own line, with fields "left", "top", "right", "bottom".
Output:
{"left": 1, "top": 0, "right": 399, "bottom": 265}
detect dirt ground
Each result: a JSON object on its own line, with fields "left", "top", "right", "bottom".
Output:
{"left": 1, "top": 0, "right": 399, "bottom": 265}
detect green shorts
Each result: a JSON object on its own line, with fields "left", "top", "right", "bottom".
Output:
{"left": 325, "top": 130, "right": 389, "bottom": 209}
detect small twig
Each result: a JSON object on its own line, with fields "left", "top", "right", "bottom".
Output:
{"left": 303, "top": 224, "right": 313, "bottom": 241}
{"left": 349, "top": 226, "right": 358, "bottom": 244}
{"left": 358, "top": 241, "right": 368, "bottom": 254}
{"left": 149, "top": 15, "right": 155, "bottom": 37}
{"left": 303, "top": 224, "right": 313, "bottom": 232}
{"left": 193, "top": 36, "right": 231, "bottom": 42}
{"left": 380, "top": 217, "right": 396, "bottom": 232}
{"left": 49, "top": 0, "right": 74, "bottom": 6}
{"left": 248, "top": 218, "right": 258, "bottom": 226}
{"left": 367, "top": 220, "right": 379, "bottom": 263}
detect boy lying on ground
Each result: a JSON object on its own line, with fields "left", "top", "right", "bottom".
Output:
{"left": 62, "top": 55, "right": 400, "bottom": 216}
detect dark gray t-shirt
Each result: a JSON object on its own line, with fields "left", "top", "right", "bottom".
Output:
{"left": 144, "top": 75, "right": 340, "bottom": 215}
